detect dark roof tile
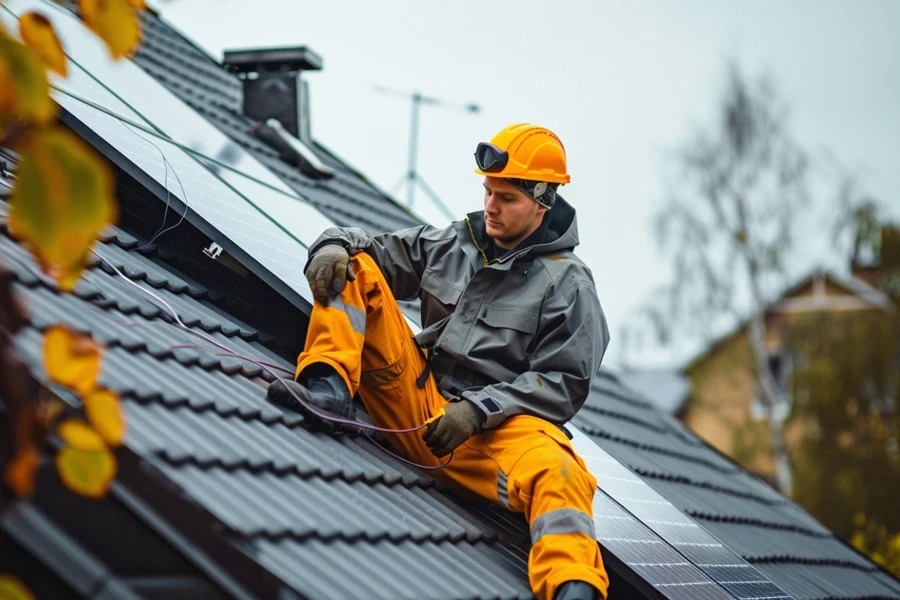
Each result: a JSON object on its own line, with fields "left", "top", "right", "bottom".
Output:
{"left": 92, "top": 242, "right": 207, "bottom": 298}
{"left": 755, "top": 562, "right": 899, "bottom": 600}
{"left": 15, "top": 283, "right": 276, "bottom": 380}
{"left": 256, "top": 538, "right": 531, "bottom": 600}
{"left": 98, "top": 226, "right": 140, "bottom": 249}
{"left": 650, "top": 478, "right": 830, "bottom": 533}
{"left": 124, "top": 401, "right": 414, "bottom": 485}
{"left": 158, "top": 464, "right": 475, "bottom": 544}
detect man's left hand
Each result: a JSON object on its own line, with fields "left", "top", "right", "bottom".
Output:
{"left": 423, "top": 400, "right": 484, "bottom": 458}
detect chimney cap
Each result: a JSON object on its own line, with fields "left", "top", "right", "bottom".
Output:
{"left": 223, "top": 46, "right": 323, "bottom": 74}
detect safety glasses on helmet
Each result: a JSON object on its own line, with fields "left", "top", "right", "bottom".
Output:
{"left": 474, "top": 142, "right": 508, "bottom": 172}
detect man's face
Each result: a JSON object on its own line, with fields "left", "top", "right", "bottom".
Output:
{"left": 482, "top": 177, "right": 547, "bottom": 250}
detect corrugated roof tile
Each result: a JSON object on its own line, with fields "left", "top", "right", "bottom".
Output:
{"left": 158, "top": 464, "right": 475, "bottom": 544}
{"left": 124, "top": 401, "right": 415, "bottom": 484}
{"left": 256, "top": 539, "right": 531, "bottom": 600}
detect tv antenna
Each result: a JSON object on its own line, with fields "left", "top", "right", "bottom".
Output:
{"left": 373, "top": 85, "right": 480, "bottom": 219}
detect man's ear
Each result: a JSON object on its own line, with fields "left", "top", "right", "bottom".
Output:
{"left": 536, "top": 204, "right": 548, "bottom": 219}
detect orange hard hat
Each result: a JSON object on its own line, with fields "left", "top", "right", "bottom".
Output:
{"left": 473, "top": 123, "right": 570, "bottom": 184}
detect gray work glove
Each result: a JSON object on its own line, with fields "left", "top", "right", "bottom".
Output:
{"left": 423, "top": 400, "right": 484, "bottom": 458}
{"left": 305, "top": 244, "right": 355, "bottom": 305}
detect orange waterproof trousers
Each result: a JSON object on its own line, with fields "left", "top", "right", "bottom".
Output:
{"left": 297, "top": 254, "right": 608, "bottom": 600}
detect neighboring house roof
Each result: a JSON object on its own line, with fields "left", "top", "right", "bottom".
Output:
{"left": 684, "top": 270, "right": 895, "bottom": 374}
{"left": 618, "top": 369, "right": 690, "bottom": 415}
{"left": 1, "top": 3, "right": 899, "bottom": 599}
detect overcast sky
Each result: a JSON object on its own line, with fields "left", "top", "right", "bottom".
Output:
{"left": 162, "top": 0, "right": 900, "bottom": 368}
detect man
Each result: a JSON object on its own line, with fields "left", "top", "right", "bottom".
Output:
{"left": 268, "top": 123, "right": 610, "bottom": 600}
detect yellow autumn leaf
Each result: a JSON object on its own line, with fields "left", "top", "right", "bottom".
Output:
{"left": 0, "top": 575, "right": 37, "bottom": 600}
{"left": 19, "top": 12, "right": 67, "bottom": 77}
{"left": 55, "top": 445, "right": 116, "bottom": 499}
{"left": 58, "top": 418, "right": 107, "bottom": 451}
{"left": 0, "top": 35, "right": 55, "bottom": 126}
{"left": 78, "top": 0, "right": 142, "bottom": 60}
{"left": 3, "top": 443, "right": 39, "bottom": 497}
{"left": 9, "top": 127, "right": 116, "bottom": 291}
{"left": 42, "top": 325, "right": 104, "bottom": 394}
{"left": 83, "top": 387, "right": 125, "bottom": 446}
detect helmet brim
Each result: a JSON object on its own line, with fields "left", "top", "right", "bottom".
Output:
{"left": 473, "top": 168, "right": 570, "bottom": 185}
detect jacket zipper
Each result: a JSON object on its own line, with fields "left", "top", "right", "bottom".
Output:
{"left": 465, "top": 217, "right": 533, "bottom": 266}
{"left": 466, "top": 218, "right": 491, "bottom": 266}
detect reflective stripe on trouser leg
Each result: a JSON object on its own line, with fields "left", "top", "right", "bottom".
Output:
{"left": 497, "top": 468, "right": 510, "bottom": 508}
{"left": 499, "top": 434, "right": 608, "bottom": 600}
{"left": 298, "top": 253, "right": 450, "bottom": 468}
{"left": 531, "top": 508, "right": 595, "bottom": 545}
{"left": 296, "top": 254, "right": 377, "bottom": 395}
{"left": 329, "top": 297, "right": 367, "bottom": 335}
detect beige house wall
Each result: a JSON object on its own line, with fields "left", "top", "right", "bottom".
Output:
{"left": 681, "top": 275, "right": 887, "bottom": 482}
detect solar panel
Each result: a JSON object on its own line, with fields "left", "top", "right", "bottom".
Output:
{"left": 571, "top": 427, "right": 793, "bottom": 600}
{"left": 1, "top": 0, "right": 335, "bottom": 304}
{"left": 592, "top": 491, "right": 732, "bottom": 600}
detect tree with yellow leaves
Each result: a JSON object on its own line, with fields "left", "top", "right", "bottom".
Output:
{"left": 1, "top": 0, "right": 145, "bottom": 513}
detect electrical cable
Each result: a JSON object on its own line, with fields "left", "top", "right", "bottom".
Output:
{"left": 90, "top": 249, "right": 453, "bottom": 471}
{"left": 119, "top": 118, "right": 190, "bottom": 252}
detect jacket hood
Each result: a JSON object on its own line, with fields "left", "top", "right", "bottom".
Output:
{"left": 463, "top": 195, "right": 580, "bottom": 260}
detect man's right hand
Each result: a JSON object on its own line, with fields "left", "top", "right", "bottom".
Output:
{"left": 305, "top": 244, "right": 355, "bottom": 305}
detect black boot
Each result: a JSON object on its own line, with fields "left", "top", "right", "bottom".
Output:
{"left": 554, "top": 580, "right": 598, "bottom": 600}
{"left": 267, "top": 364, "right": 357, "bottom": 433}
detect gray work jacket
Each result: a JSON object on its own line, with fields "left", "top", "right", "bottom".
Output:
{"left": 307, "top": 197, "right": 609, "bottom": 429}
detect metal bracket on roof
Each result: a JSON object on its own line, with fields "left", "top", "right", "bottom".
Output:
{"left": 201, "top": 240, "right": 249, "bottom": 277}
{"left": 203, "top": 241, "right": 223, "bottom": 260}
